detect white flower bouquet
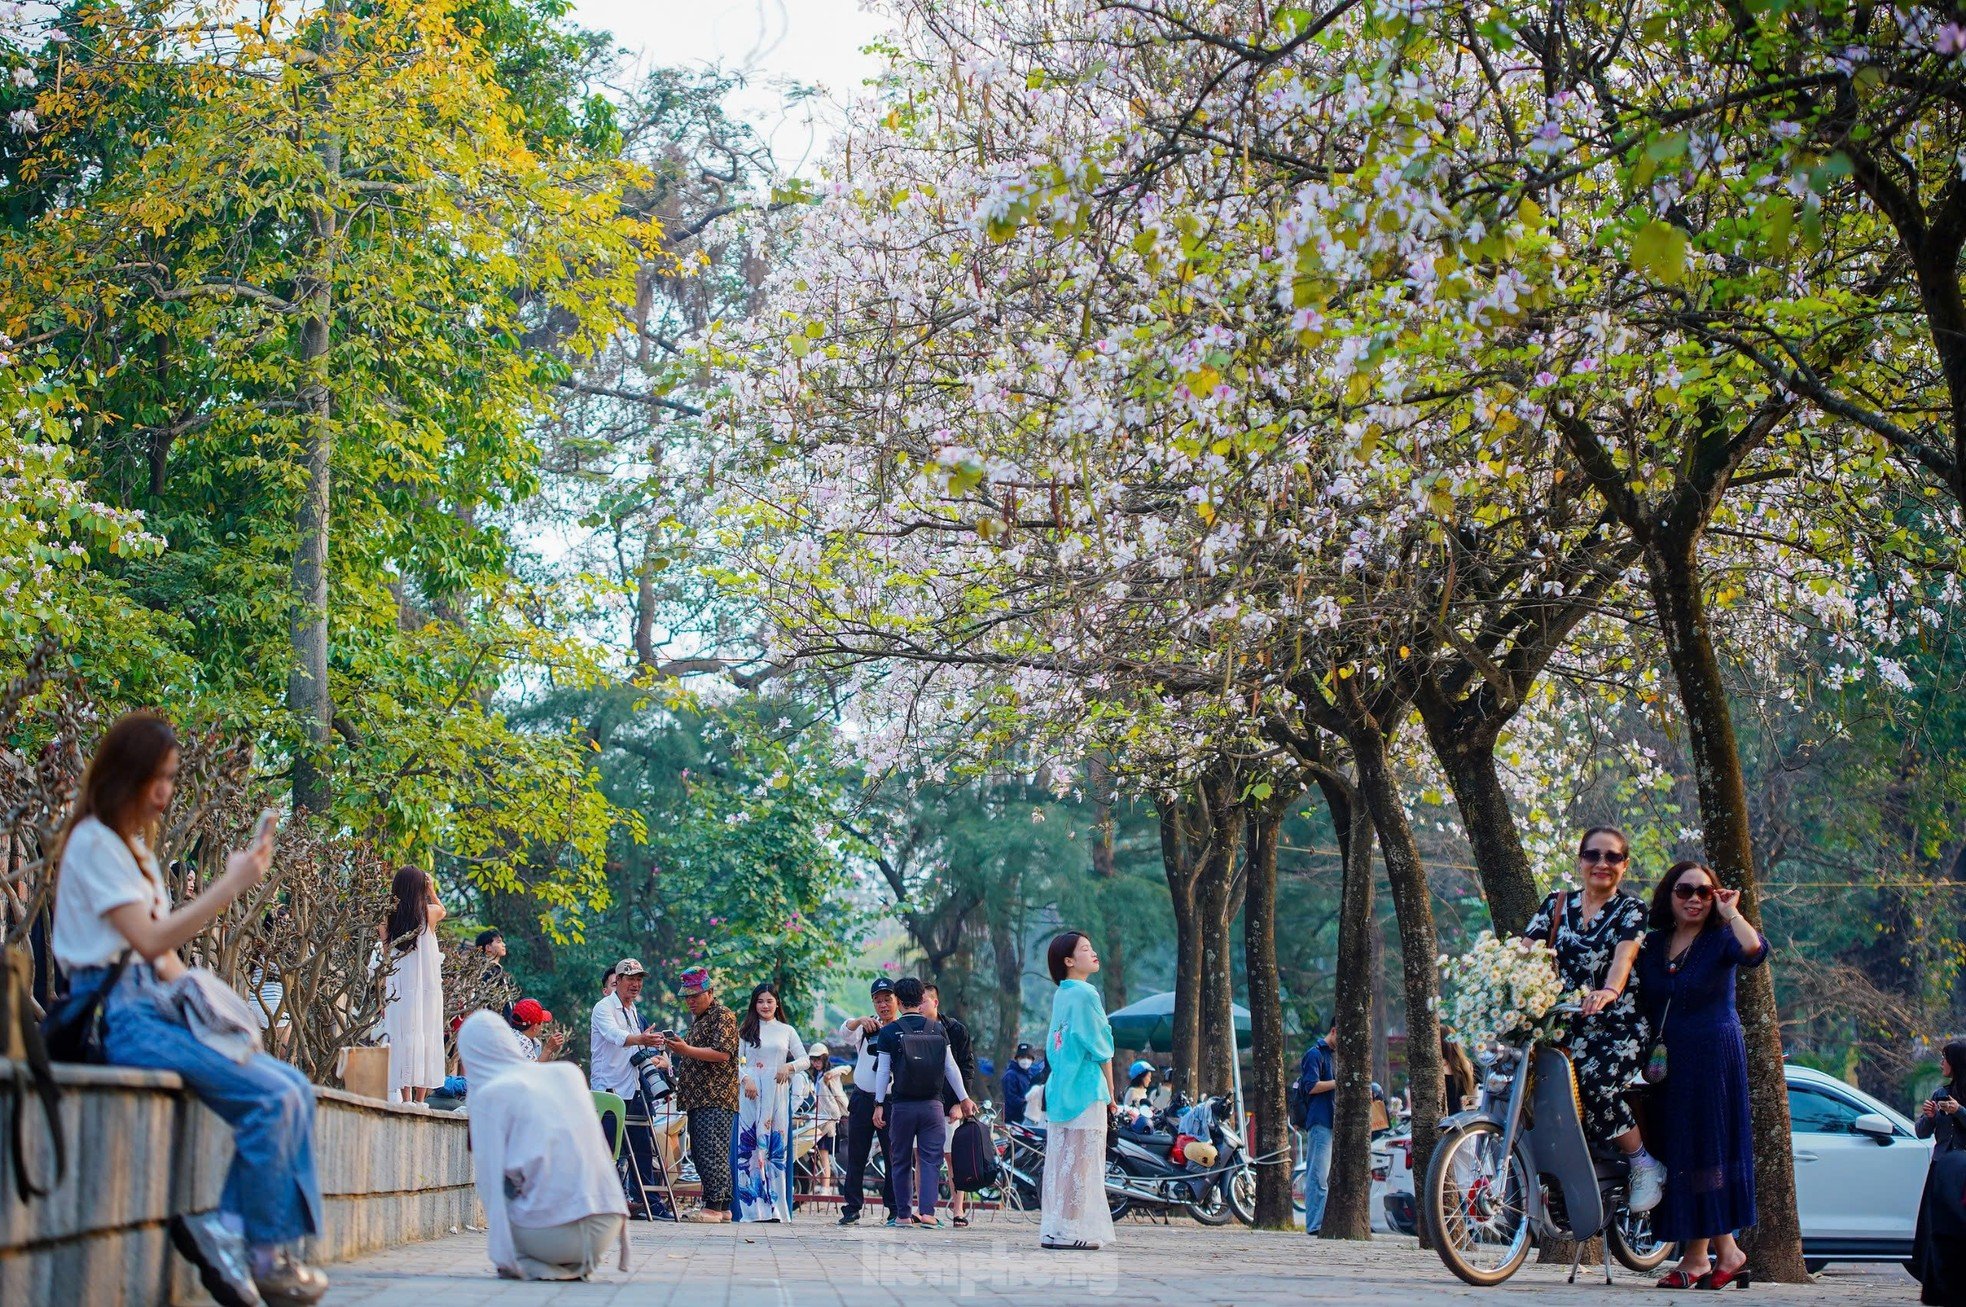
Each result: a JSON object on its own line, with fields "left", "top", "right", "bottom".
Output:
{"left": 1441, "top": 930, "right": 1581, "bottom": 1049}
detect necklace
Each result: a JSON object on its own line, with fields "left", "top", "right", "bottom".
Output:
{"left": 1667, "top": 932, "right": 1698, "bottom": 975}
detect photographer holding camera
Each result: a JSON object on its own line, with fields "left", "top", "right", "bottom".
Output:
{"left": 588, "top": 957, "right": 671, "bottom": 1218}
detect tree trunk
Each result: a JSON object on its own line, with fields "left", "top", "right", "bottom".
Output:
{"left": 1316, "top": 767, "right": 1377, "bottom": 1240}
{"left": 1157, "top": 793, "right": 1205, "bottom": 1096}
{"left": 288, "top": 4, "right": 343, "bottom": 817}
{"left": 1197, "top": 768, "right": 1242, "bottom": 1099}
{"left": 990, "top": 908, "right": 1024, "bottom": 1078}
{"left": 1418, "top": 698, "right": 1541, "bottom": 935}
{"left": 1344, "top": 706, "right": 1445, "bottom": 1248}
{"left": 1088, "top": 755, "right": 1128, "bottom": 1009}
{"left": 1200, "top": 879, "right": 1236, "bottom": 1098}
{"left": 1242, "top": 795, "right": 1296, "bottom": 1229}
{"left": 1646, "top": 541, "right": 1807, "bottom": 1282}
{"left": 1370, "top": 900, "right": 1390, "bottom": 1091}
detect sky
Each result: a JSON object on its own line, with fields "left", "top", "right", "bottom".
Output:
{"left": 569, "top": 0, "right": 892, "bottom": 168}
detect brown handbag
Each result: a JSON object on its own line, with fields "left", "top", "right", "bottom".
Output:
{"left": 3, "top": 942, "right": 66, "bottom": 1201}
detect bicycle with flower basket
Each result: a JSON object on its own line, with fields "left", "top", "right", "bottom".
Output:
{"left": 1424, "top": 933, "right": 1673, "bottom": 1286}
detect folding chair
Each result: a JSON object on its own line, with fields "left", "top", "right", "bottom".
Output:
{"left": 594, "top": 1090, "right": 681, "bottom": 1218}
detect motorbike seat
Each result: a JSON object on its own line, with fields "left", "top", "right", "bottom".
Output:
{"left": 1128, "top": 1130, "right": 1176, "bottom": 1150}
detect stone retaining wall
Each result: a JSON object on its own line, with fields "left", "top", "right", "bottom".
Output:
{"left": 0, "top": 1060, "right": 480, "bottom": 1305}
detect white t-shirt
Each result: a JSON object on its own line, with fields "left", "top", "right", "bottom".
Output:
{"left": 52, "top": 815, "right": 170, "bottom": 969}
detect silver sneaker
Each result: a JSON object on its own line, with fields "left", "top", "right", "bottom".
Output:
{"left": 254, "top": 1251, "right": 330, "bottom": 1307}
{"left": 1627, "top": 1154, "right": 1666, "bottom": 1213}
{"left": 169, "top": 1213, "right": 264, "bottom": 1307}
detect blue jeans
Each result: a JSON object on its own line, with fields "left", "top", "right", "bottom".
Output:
{"left": 1301, "top": 1123, "right": 1332, "bottom": 1234}
{"left": 85, "top": 965, "right": 324, "bottom": 1246}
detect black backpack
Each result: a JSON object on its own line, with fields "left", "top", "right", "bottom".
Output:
{"left": 1287, "top": 1049, "right": 1320, "bottom": 1128}
{"left": 947, "top": 1117, "right": 994, "bottom": 1191}
{"left": 894, "top": 1018, "right": 949, "bottom": 1100}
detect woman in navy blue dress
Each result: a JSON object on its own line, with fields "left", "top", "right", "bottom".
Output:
{"left": 1635, "top": 859, "right": 1769, "bottom": 1290}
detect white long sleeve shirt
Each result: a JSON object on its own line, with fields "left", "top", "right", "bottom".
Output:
{"left": 870, "top": 1015, "right": 968, "bottom": 1104}
{"left": 589, "top": 992, "right": 646, "bottom": 1096}
{"left": 837, "top": 1016, "right": 882, "bottom": 1090}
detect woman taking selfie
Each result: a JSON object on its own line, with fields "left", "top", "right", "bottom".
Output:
{"left": 1634, "top": 859, "right": 1769, "bottom": 1290}
{"left": 1521, "top": 826, "right": 1665, "bottom": 1212}
{"left": 51, "top": 713, "right": 327, "bottom": 1306}
{"left": 378, "top": 865, "right": 446, "bottom": 1103}
{"left": 1038, "top": 930, "right": 1115, "bottom": 1251}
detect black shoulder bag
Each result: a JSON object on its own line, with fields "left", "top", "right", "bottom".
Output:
{"left": 40, "top": 949, "right": 132, "bottom": 1065}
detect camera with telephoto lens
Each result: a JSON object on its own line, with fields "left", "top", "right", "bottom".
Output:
{"left": 629, "top": 1046, "right": 673, "bottom": 1101}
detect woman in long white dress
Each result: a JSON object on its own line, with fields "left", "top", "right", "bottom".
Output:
{"left": 1039, "top": 930, "right": 1116, "bottom": 1251}
{"left": 378, "top": 867, "right": 446, "bottom": 1102}
{"left": 733, "top": 983, "right": 809, "bottom": 1222}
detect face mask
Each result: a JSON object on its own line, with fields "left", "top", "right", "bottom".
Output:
{"left": 1017, "top": 1058, "right": 1033, "bottom": 1069}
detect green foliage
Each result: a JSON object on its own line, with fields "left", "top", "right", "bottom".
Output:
{"left": 501, "top": 687, "right": 869, "bottom": 1024}
{"left": 0, "top": 0, "right": 654, "bottom": 899}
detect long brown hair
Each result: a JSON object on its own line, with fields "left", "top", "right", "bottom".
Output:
{"left": 739, "top": 982, "right": 784, "bottom": 1047}
{"left": 59, "top": 712, "right": 178, "bottom": 863}
{"left": 385, "top": 867, "right": 432, "bottom": 953}
{"left": 1441, "top": 1033, "right": 1477, "bottom": 1101}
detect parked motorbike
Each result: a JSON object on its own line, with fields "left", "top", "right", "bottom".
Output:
{"left": 1422, "top": 1003, "right": 1673, "bottom": 1286}
{"left": 1103, "top": 1094, "right": 1259, "bottom": 1226}
{"left": 995, "top": 1094, "right": 1262, "bottom": 1225}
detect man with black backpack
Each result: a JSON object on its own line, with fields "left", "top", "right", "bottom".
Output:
{"left": 870, "top": 977, "right": 974, "bottom": 1228}
{"left": 1291, "top": 1020, "right": 1337, "bottom": 1236}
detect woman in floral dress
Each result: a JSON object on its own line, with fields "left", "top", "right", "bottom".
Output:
{"left": 732, "top": 983, "right": 808, "bottom": 1222}
{"left": 1521, "top": 825, "right": 1665, "bottom": 1213}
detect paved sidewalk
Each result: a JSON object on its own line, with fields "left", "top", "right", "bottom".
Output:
{"left": 322, "top": 1215, "right": 1920, "bottom": 1306}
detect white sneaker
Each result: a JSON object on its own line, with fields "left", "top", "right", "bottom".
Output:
{"left": 1627, "top": 1155, "right": 1666, "bottom": 1213}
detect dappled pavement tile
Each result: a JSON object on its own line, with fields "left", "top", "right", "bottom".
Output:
{"left": 323, "top": 1217, "right": 1921, "bottom": 1305}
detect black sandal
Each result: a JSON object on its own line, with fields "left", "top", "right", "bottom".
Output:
{"left": 952, "top": 1215, "right": 970, "bottom": 1228}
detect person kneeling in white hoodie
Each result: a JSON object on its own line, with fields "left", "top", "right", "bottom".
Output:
{"left": 457, "top": 1011, "right": 630, "bottom": 1280}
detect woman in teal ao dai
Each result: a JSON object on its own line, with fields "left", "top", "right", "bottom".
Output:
{"left": 1040, "top": 930, "right": 1117, "bottom": 1250}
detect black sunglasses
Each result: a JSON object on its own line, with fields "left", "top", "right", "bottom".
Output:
{"left": 1673, "top": 882, "right": 1715, "bottom": 901}
{"left": 1579, "top": 849, "right": 1628, "bottom": 865}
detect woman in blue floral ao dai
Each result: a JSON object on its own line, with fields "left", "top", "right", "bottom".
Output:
{"left": 732, "top": 983, "right": 809, "bottom": 1222}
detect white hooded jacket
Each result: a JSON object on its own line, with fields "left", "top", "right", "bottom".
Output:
{"left": 457, "top": 1011, "right": 629, "bottom": 1276}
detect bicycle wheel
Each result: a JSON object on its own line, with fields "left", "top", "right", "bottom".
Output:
{"left": 1422, "top": 1122, "right": 1533, "bottom": 1286}
{"left": 1609, "top": 1203, "right": 1674, "bottom": 1273}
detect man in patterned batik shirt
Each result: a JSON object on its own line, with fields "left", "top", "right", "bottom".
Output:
{"left": 661, "top": 966, "right": 740, "bottom": 1222}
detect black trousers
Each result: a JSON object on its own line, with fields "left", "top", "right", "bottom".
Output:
{"left": 842, "top": 1087, "right": 895, "bottom": 1216}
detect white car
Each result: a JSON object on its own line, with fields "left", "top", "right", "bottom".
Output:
{"left": 1786, "top": 1062, "right": 1931, "bottom": 1273}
